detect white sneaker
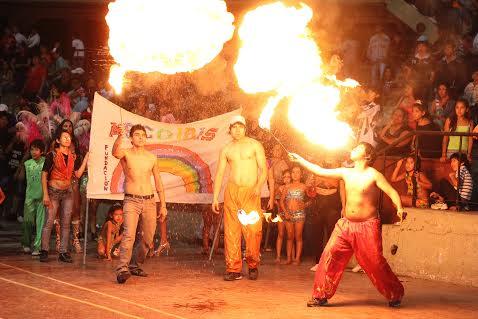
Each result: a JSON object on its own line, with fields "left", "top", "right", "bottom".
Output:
{"left": 31, "top": 250, "right": 40, "bottom": 256}
{"left": 431, "top": 202, "right": 448, "bottom": 210}
{"left": 22, "top": 246, "right": 31, "bottom": 253}
{"left": 17, "top": 216, "right": 24, "bottom": 223}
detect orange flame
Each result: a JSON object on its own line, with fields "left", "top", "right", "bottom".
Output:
{"left": 106, "top": 0, "right": 235, "bottom": 93}
{"left": 235, "top": 2, "right": 358, "bottom": 150}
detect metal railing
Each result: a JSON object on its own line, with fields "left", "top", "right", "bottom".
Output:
{"left": 376, "top": 130, "right": 478, "bottom": 212}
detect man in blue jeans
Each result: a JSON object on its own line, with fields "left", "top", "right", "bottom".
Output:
{"left": 113, "top": 124, "right": 167, "bottom": 284}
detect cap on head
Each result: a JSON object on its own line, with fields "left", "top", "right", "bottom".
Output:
{"left": 0, "top": 104, "right": 8, "bottom": 112}
{"left": 229, "top": 115, "right": 246, "bottom": 127}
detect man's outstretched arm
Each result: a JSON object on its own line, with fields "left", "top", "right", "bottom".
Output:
{"left": 289, "top": 153, "right": 344, "bottom": 179}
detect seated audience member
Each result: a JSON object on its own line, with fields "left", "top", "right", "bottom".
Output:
{"left": 377, "top": 108, "right": 412, "bottom": 155}
{"left": 411, "top": 101, "right": 442, "bottom": 158}
{"left": 97, "top": 203, "right": 124, "bottom": 260}
{"left": 395, "top": 82, "right": 417, "bottom": 129}
{"left": 431, "top": 153, "right": 473, "bottom": 211}
{"left": 391, "top": 156, "right": 432, "bottom": 208}
{"left": 429, "top": 83, "right": 455, "bottom": 129}
{"left": 441, "top": 99, "right": 473, "bottom": 162}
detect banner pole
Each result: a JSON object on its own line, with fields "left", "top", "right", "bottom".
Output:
{"left": 209, "top": 212, "right": 223, "bottom": 261}
{"left": 82, "top": 198, "right": 89, "bottom": 266}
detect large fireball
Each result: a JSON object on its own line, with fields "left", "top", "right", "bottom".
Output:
{"left": 106, "top": 0, "right": 235, "bottom": 93}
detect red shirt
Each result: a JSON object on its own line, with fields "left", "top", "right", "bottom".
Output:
{"left": 24, "top": 65, "right": 47, "bottom": 94}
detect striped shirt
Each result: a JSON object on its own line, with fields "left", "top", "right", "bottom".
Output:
{"left": 456, "top": 165, "right": 473, "bottom": 201}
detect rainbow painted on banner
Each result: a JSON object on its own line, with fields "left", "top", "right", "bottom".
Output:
{"left": 110, "top": 144, "right": 213, "bottom": 194}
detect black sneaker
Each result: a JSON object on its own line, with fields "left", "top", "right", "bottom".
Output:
{"left": 39, "top": 250, "right": 48, "bottom": 262}
{"left": 248, "top": 268, "right": 258, "bottom": 280}
{"left": 223, "top": 272, "right": 243, "bottom": 281}
{"left": 307, "top": 297, "right": 328, "bottom": 307}
{"left": 58, "top": 252, "right": 73, "bottom": 263}
{"left": 389, "top": 300, "right": 401, "bottom": 308}
{"left": 117, "top": 271, "right": 131, "bottom": 284}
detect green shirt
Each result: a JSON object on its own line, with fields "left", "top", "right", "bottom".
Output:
{"left": 24, "top": 157, "right": 45, "bottom": 199}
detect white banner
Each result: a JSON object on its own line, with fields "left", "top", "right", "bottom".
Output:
{"left": 87, "top": 93, "right": 244, "bottom": 203}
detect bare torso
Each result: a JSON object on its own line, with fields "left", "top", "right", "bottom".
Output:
{"left": 121, "top": 149, "right": 156, "bottom": 195}
{"left": 224, "top": 137, "right": 260, "bottom": 187}
{"left": 342, "top": 167, "right": 380, "bottom": 221}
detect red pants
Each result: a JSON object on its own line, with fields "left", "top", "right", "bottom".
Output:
{"left": 312, "top": 218, "right": 404, "bottom": 302}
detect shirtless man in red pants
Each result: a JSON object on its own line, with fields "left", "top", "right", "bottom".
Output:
{"left": 290, "top": 142, "right": 405, "bottom": 308}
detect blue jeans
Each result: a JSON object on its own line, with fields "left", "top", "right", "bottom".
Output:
{"left": 41, "top": 186, "right": 73, "bottom": 253}
{"left": 116, "top": 196, "right": 157, "bottom": 274}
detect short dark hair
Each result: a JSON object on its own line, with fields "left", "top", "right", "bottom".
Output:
{"left": 358, "top": 142, "right": 376, "bottom": 164}
{"left": 30, "top": 139, "right": 45, "bottom": 153}
{"left": 130, "top": 124, "right": 147, "bottom": 137}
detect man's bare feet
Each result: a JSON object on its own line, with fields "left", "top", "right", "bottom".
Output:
{"left": 274, "top": 257, "right": 281, "bottom": 264}
{"left": 292, "top": 260, "right": 301, "bottom": 266}
{"left": 281, "top": 259, "right": 292, "bottom": 265}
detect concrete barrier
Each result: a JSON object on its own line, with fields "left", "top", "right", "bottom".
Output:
{"left": 382, "top": 208, "right": 478, "bottom": 287}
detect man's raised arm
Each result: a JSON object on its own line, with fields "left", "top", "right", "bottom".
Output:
{"left": 289, "top": 153, "right": 344, "bottom": 179}
{"left": 212, "top": 148, "right": 227, "bottom": 213}
{"left": 112, "top": 124, "right": 127, "bottom": 159}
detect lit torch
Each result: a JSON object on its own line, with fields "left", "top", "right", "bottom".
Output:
{"left": 105, "top": 0, "right": 235, "bottom": 94}
{"left": 235, "top": 2, "right": 358, "bottom": 150}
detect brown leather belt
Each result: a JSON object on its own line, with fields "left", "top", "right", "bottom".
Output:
{"left": 124, "top": 193, "right": 154, "bottom": 200}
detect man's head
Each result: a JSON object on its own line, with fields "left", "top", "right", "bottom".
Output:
{"left": 229, "top": 115, "right": 246, "bottom": 141}
{"left": 472, "top": 70, "right": 478, "bottom": 83}
{"left": 350, "top": 142, "right": 375, "bottom": 164}
{"left": 30, "top": 139, "right": 45, "bottom": 160}
{"left": 129, "top": 124, "right": 147, "bottom": 147}
{"left": 444, "top": 42, "right": 455, "bottom": 57}
{"left": 56, "top": 130, "right": 72, "bottom": 148}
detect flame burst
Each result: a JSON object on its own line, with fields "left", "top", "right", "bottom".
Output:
{"left": 235, "top": 2, "right": 357, "bottom": 150}
{"left": 106, "top": 0, "right": 235, "bottom": 93}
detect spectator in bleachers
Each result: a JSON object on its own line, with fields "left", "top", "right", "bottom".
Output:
{"left": 409, "top": 42, "right": 435, "bottom": 100}
{"left": 463, "top": 70, "right": 478, "bottom": 108}
{"left": 432, "top": 152, "right": 473, "bottom": 210}
{"left": 391, "top": 156, "right": 432, "bottom": 208}
{"left": 429, "top": 83, "right": 456, "bottom": 129}
{"left": 357, "top": 87, "right": 381, "bottom": 147}
{"left": 22, "top": 55, "right": 46, "bottom": 100}
{"left": 12, "top": 44, "right": 30, "bottom": 91}
{"left": 411, "top": 101, "right": 442, "bottom": 158}
{"left": 377, "top": 108, "right": 412, "bottom": 156}
{"left": 71, "top": 32, "right": 85, "bottom": 69}
{"left": 12, "top": 26, "right": 26, "bottom": 50}
{"left": 0, "top": 59, "right": 14, "bottom": 97}
{"left": 396, "top": 82, "right": 417, "bottom": 129}
{"left": 26, "top": 27, "right": 40, "bottom": 50}
{"left": 367, "top": 26, "right": 391, "bottom": 87}
{"left": 435, "top": 41, "right": 467, "bottom": 95}
{"left": 48, "top": 49, "right": 69, "bottom": 82}
{"left": 441, "top": 99, "right": 473, "bottom": 162}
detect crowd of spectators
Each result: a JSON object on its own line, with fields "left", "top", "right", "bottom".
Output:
{"left": 1, "top": 1, "right": 478, "bottom": 263}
